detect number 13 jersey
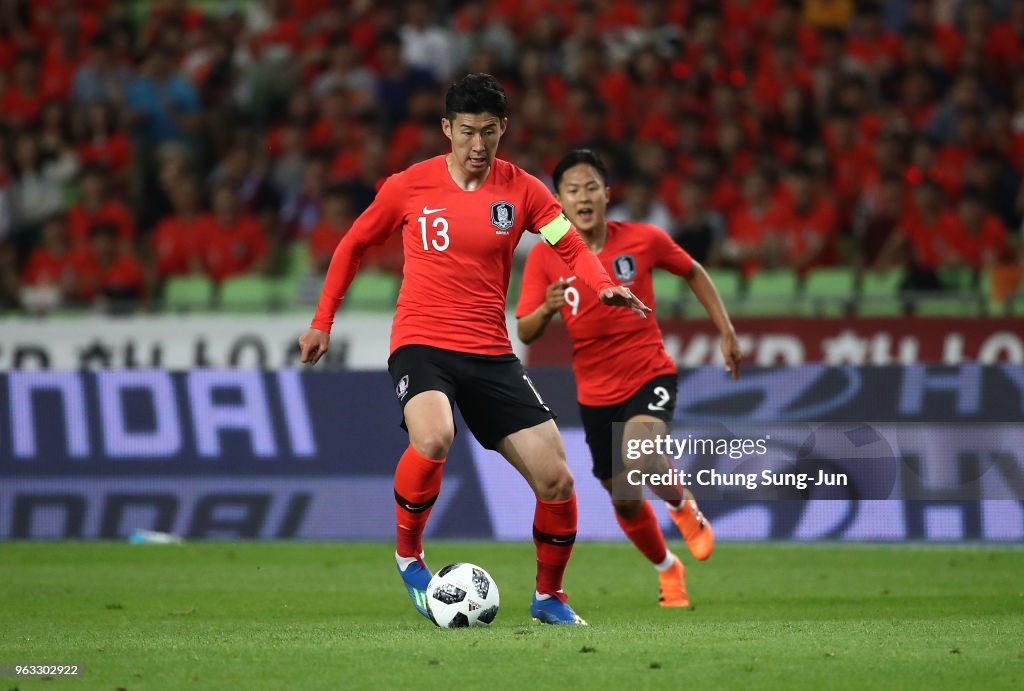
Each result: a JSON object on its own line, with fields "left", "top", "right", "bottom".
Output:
{"left": 311, "top": 155, "right": 586, "bottom": 356}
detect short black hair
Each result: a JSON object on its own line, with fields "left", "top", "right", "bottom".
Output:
{"left": 444, "top": 73, "right": 508, "bottom": 121}
{"left": 552, "top": 149, "right": 609, "bottom": 191}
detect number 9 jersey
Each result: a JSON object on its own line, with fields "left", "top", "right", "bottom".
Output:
{"left": 516, "top": 222, "right": 694, "bottom": 406}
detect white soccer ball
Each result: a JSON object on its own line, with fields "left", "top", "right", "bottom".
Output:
{"left": 426, "top": 562, "right": 500, "bottom": 628}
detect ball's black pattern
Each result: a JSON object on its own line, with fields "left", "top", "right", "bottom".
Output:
{"left": 477, "top": 605, "right": 498, "bottom": 624}
{"left": 471, "top": 567, "right": 490, "bottom": 599}
{"left": 449, "top": 612, "right": 470, "bottom": 628}
{"left": 436, "top": 563, "right": 463, "bottom": 579}
{"left": 432, "top": 583, "right": 466, "bottom": 605}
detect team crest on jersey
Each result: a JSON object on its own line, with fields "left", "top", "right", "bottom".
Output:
{"left": 490, "top": 200, "right": 515, "bottom": 231}
{"left": 396, "top": 375, "right": 410, "bottom": 400}
{"left": 612, "top": 254, "right": 637, "bottom": 283}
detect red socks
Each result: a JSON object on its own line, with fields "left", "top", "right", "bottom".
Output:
{"left": 394, "top": 445, "right": 445, "bottom": 558}
{"left": 533, "top": 493, "right": 578, "bottom": 601}
{"left": 615, "top": 501, "right": 668, "bottom": 565}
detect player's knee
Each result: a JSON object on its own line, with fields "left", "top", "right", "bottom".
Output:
{"left": 411, "top": 430, "right": 453, "bottom": 460}
{"left": 537, "top": 467, "right": 574, "bottom": 501}
{"left": 612, "top": 499, "right": 643, "bottom": 519}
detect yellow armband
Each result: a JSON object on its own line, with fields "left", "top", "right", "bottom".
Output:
{"left": 538, "top": 213, "right": 571, "bottom": 245}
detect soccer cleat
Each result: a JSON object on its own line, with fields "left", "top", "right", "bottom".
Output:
{"left": 658, "top": 554, "right": 690, "bottom": 608}
{"left": 669, "top": 499, "right": 714, "bottom": 561}
{"left": 395, "top": 552, "right": 433, "bottom": 620}
{"left": 530, "top": 592, "right": 588, "bottom": 626}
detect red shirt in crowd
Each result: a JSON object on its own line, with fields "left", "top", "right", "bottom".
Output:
{"left": 152, "top": 215, "right": 205, "bottom": 278}
{"left": 69, "top": 249, "right": 146, "bottom": 300}
{"left": 21, "top": 247, "right": 75, "bottom": 286}
{"left": 898, "top": 210, "right": 960, "bottom": 268}
{"left": 67, "top": 200, "right": 136, "bottom": 248}
{"left": 198, "top": 214, "right": 268, "bottom": 283}
{"left": 945, "top": 213, "right": 1010, "bottom": 267}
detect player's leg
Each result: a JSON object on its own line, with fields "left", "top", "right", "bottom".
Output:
{"left": 388, "top": 346, "right": 458, "bottom": 619}
{"left": 599, "top": 476, "right": 688, "bottom": 607}
{"left": 495, "top": 421, "right": 587, "bottom": 625}
{"left": 454, "top": 356, "right": 585, "bottom": 624}
{"left": 579, "top": 400, "right": 681, "bottom": 602}
{"left": 623, "top": 413, "right": 713, "bottom": 560}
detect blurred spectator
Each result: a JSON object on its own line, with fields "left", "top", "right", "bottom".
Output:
{"left": 208, "top": 138, "right": 279, "bottom": 217}
{"left": 70, "top": 224, "right": 146, "bottom": 309}
{"left": 2, "top": 52, "right": 53, "bottom": 129}
{"left": 125, "top": 46, "right": 202, "bottom": 147}
{"left": 452, "top": 0, "right": 518, "bottom": 72}
{"left": 608, "top": 173, "right": 673, "bottom": 230}
{"left": 20, "top": 216, "right": 76, "bottom": 303}
{"left": 200, "top": 182, "right": 268, "bottom": 283}
{"left": 68, "top": 167, "right": 135, "bottom": 252}
{"left": 374, "top": 32, "right": 436, "bottom": 130}
{"left": 9, "top": 133, "right": 68, "bottom": 236}
{"left": 151, "top": 178, "right": 204, "bottom": 280}
{"left": 671, "top": 178, "right": 726, "bottom": 266}
{"left": 76, "top": 101, "right": 132, "bottom": 183}
{"left": 723, "top": 168, "right": 785, "bottom": 276}
{"left": 775, "top": 163, "right": 839, "bottom": 274}
{"left": 72, "top": 34, "right": 132, "bottom": 105}
{"left": 307, "top": 184, "right": 354, "bottom": 274}
{"left": 885, "top": 178, "right": 959, "bottom": 290}
{"left": 280, "top": 154, "right": 328, "bottom": 239}
{"left": 946, "top": 188, "right": 1012, "bottom": 269}
{"left": 854, "top": 174, "right": 907, "bottom": 270}
{"left": 400, "top": 1, "right": 456, "bottom": 81}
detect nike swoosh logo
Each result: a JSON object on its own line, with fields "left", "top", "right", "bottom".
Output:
{"left": 422, "top": 206, "right": 446, "bottom": 214}
{"left": 551, "top": 537, "right": 572, "bottom": 544}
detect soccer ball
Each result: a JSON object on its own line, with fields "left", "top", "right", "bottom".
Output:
{"left": 425, "top": 562, "right": 500, "bottom": 628}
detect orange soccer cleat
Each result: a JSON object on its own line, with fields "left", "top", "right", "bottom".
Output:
{"left": 669, "top": 499, "right": 714, "bottom": 561}
{"left": 658, "top": 554, "right": 690, "bottom": 608}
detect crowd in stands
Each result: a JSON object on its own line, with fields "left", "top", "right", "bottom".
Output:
{"left": 0, "top": 0, "right": 1023, "bottom": 314}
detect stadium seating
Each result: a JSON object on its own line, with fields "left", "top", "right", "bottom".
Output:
{"left": 164, "top": 275, "right": 215, "bottom": 311}
{"left": 804, "top": 268, "right": 856, "bottom": 316}
{"left": 220, "top": 275, "right": 286, "bottom": 311}
{"left": 344, "top": 271, "right": 401, "bottom": 311}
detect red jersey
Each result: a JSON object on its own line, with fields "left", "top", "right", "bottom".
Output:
{"left": 67, "top": 200, "right": 135, "bottom": 248}
{"left": 898, "top": 210, "right": 959, "bottom": 268}
{"left": 199, "top": 214, "right": 268, "bottom": 283}
{"left": 516, "top": 222, "right": 694, "bottom": 406}
{"left": 946, "top": 214, "right": 1010, "bottom": 268}
{"left": 22, "top": 248, "right": 75, "bottom": 286}
{"left": 312, "top": 156, "right": 615, "bottom": 356}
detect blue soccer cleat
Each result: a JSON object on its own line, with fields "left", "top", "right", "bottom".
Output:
{"left": 530, "top": 592, "right": 588, "bottom": 626}
{"left": 395, "top": 552, "right": 433, "bottom": 620}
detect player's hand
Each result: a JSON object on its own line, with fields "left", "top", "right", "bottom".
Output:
{"left": 543, "top": 280, "right": 570, "bottom": 315}
{"left": 599, "top": 285, "right": 652, "bottom": 319}
{"left": 721, "top": 330, "right": 742, "bottom": 381}
{"left": 299, "top": 328, "right": 330, "bottom": 365}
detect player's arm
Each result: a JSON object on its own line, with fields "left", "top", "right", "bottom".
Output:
{"left": 299, "top": 178, "right": 402, "bottom": 365}
{"left": 515, "top": 244, "right": 564, "bottom": 344}
{"left": 650, "top": 229, "right": 740, "bottom": 379}
{"left": 683, "top": 261, "right": 742, "bottom": 380}
{"left": 541, "top": 213, "right": 651, "bottom": 317}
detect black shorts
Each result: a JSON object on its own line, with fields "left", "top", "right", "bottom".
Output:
{"left": 578, "top": 374, "right": 678, "bottom": 481}
{"left": 387, "top": 344, "right": 556, "bottom": 450}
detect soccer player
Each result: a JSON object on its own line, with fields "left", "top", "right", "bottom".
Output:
{"left": 516, "top": 149, "right": 742, "bottom": 607}
{"left": 298, "top": 75, "right": 649, "bottom": 626}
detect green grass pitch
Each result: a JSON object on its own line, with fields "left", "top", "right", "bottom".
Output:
{"left": 1, "top": 542, "right": 1022, "bottom": 690}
